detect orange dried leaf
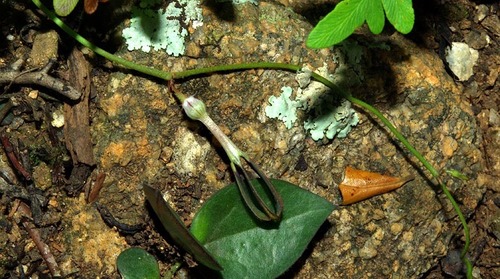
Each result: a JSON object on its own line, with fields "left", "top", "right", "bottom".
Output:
{"left": 84, "top": 0, "right": 108, "bottom": 14}
{"left": 339, "top": 167, "right": 414, "bottom": 205}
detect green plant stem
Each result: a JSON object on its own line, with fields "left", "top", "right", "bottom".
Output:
{"left": 32, "top": 0, "right": 300, "bottom": 81}
{"left": 31, "top": 0, "right": 471, "bottom": 274}
{"left": 32, "top": 0, "right": 171, "bottom": 80}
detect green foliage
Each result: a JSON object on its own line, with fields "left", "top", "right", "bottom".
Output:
{"left": 53, "top": 0, "right": 79, "bottom": 16}
{"left": 190, "top": 179, "right": 335, "bottom": 278}
{"left": 307, "top": 0, "right": 414, "bottom": 48}
{"left": 117, "top": 247, "right": 160, "bottom": 279}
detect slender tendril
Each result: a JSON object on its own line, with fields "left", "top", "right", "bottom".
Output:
{"left": 31, "top": 0, "right": 471, "bottom": 276}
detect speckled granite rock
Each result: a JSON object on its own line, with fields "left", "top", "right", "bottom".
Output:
{"left": 89, "top": 1, "right": 487, "bottom": 278}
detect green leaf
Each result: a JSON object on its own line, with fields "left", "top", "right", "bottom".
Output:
{"left": 306, "top": 0, "right": 415, "bottom": 48}
{"left": 53, "top": 0, "right": 79, "bottom": 16}
{"left": 307, "top": 0, "right": 368, "bottom": 48}
{"left": 365, "top": 0, "right": 385, "bottom": 34}
{"left": 190, "top": 179, "right": 335, "bottom": 278}
{"left": 117, "top": 247, "right": 160, "bottom": 279}
{"left": 382, "top": 0, "right": 414, "bottom": 34}
{"left": 143, "top": 185, "right": 222, "bottom": 271}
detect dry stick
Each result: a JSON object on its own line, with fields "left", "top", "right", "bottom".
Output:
{"left": 0, "top": 136, "right": 32, "bottom": 181}
{"left": 0, "top": 62, "right": 81, "bottom": 100}
{"left": 17, "top": 202, "right": 62, "bottom": 277}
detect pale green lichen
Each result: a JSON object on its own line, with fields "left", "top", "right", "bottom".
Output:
{"left": 303, "top": 98, "right": 359, "bottom": 141}
{"left": 265, "top": 87, "right": 299, "bottom": 129}
{"left": 122, "top": 0, "right": 202, "bottom": 56}
{"left": 265, "top": 65, "right": 359, "bottom": 141}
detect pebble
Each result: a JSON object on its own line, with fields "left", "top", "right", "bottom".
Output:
{"left": 474, "top": 4, "right": 489, "bottom": 22}
{"left": 464, "top": 30, "right": 490, "bottom": 49}
{"left": 390, "top": 223, "right": 404, "bottom": 235}
{"left": 482, "top": 15, "right": 500, "bottom": 35}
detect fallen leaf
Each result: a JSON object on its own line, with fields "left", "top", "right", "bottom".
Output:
{"left": 339, "top": 167, "right": 414, "bottom": 205}
{"left": 84, "top": 0, "right": 108, "bottom": 14}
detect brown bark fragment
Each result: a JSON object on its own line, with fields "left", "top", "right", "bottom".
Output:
{"left": 63, "top": 49, "right": 95, "bottom": 166}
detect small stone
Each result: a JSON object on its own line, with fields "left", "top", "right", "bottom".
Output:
{"left": 490, "top": 109, "right": 500, "bottom": 127}
{"left": 445, "top": 42, "right": 479, "bottom": 81}
{"left": 482, "top": 15, "right": 500, "bottom": 35}
{"left": 359, "top": 241, "right": 378, "bottom": 259}
{"left": 28, "top": 30, "right": 59, "bottom": 68}
{"left": 486, "top": 65, "right": 498, "bottom": 87}
{"left": 372, "top": 228, "right": 385, "bottom": 242}
{"left": 172, "top": 127, "right": 210, "bottom": 175}
{"left": 459, "top": 20, "right": 472, "bottom": 30}
{"left": 474, "top": 4, "right": 489, "bottom": 22}
{"left": 402, "top": 231, "right": 413, "bottom": 242}
{"left": 51, "top": 108, "right": 65, "bottom": 128}
{"left": 184, "top": 41, "right": 201, "bottom": 57}
{"left": 464, "top": 30, "right": 489, "bottom": 49}
{"left": 442, "top": 136, "right": 458, "bottom": 157}
{"left": 28, "top": 90, "right": 38, "bottom": 99}
{"left": 32, "top": 162, "right": 52, "bottom": 190}
{"left": 160, "top": 146, "right": 173, "bottom": 163}
{"left": 392, "top": 260, "right": 400, "bottom": 272}
{"left": 390, "top": 223, "right": 404, "bottom": 235}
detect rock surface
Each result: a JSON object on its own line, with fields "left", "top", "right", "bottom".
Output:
{"left": 86, "top": 1, "right": 488, "bottom": 278}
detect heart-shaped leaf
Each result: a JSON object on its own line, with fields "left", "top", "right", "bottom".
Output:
{"left": 117, "top": 247, "right": 160, "bottom": 279}
{"left": 190, "top": 179, "right": 334, "bottom": 278}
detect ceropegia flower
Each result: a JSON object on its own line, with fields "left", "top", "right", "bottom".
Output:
{"left": 182, "top": 96, "right": 283, "bottom": 222}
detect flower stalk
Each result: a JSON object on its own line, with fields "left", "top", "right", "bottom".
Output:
{"left": 182, "top": 96, "right": 283, "bottom": 222}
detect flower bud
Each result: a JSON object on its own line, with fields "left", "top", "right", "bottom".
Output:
{"left": 182, "top": 96, "right": 207, "bottom": 120}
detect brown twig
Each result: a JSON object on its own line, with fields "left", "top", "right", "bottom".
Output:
{"left": 0, "top": 135, "right": 32, "bottom": 181}
{"left": 17, "top": 202, "right": 62, "bottom": 277}
{"left": 0, "top": 61, "right": 81, "bottom": 100}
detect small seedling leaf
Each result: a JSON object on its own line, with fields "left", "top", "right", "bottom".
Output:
{"left": 446, "top": 169, "right": 469, "bottom": 181}
{"left": 53, "top": 0, "right": 79, "bottom": 16}
{"left": 190, "top": 179, "right": 335, "bottom": 278}
{"left": 117, "top": 247, "right": 160, "bottom": 279}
